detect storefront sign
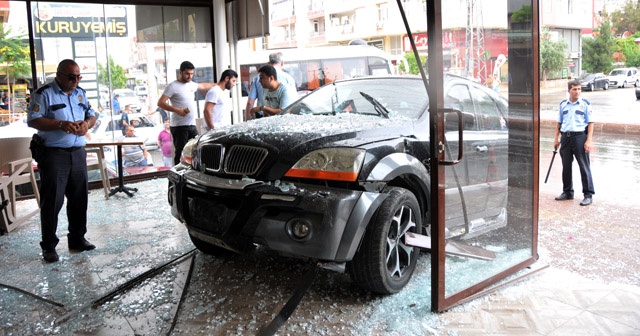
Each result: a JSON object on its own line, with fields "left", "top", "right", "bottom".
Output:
{"left": 403, "top": 33, "right": 429, "bottom": 52}
{"left": 31, "top": 3, "right": 128, "bottom": 38}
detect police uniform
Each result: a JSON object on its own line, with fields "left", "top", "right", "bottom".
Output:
{"left": 27, "top": 79, "right": 96, "bottom": 252}
{"left": 557, "top": 97, "right": 595, "bottom": 199}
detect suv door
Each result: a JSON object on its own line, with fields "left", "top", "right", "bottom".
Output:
{"left": 443, "top": 82, "right": 508, "bottom": 235}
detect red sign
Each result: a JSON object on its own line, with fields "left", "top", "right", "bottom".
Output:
{"left": 403, "top": 33, "right": 429, "bottom": 52}
{"left": 567, "top": 62, "right": 576, "bottom": 67}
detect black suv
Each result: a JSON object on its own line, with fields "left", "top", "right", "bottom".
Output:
{"left": 167, "top": 75, "right": 509, "bottom": 294}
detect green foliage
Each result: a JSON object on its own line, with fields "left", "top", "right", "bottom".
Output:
{"left": 399, "top": 52, "right": 427, "bottom": 75}
{"left": 0, "top": 24, "right": 31, "bottom": 83}
{"left": 616, "top": 37, "right": 640, "bottom": 67}
{"left": 539, "top": 28, "right": 567, "bottom": 80}
{"left": 511, "top": 5, "right": 532, "bottom": 22}
{"left": 609, "top": 0, "right": 640, "bottom": 35}
{"left": 97, "top": 56, "right": 126, "bottom": 89}
{"left": 582, "top": 21, "right": 616, "bottom": 73}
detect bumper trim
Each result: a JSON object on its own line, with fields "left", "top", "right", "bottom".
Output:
{"left": 184, "top": 170, "right": 263, "bottom": 190}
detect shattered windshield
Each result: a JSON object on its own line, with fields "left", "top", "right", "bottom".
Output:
{"left": 285, "top": 78, "right": 428, "bottom": 120}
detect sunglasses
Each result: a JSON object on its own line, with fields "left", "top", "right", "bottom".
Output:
{"left": 59, "top": 72, "right": 82, "bottom": 81}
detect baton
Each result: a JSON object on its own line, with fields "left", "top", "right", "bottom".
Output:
{"left": 544, "top": 149, "right": 557, "bottom": 183}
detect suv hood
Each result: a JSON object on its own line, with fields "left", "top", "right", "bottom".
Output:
{"left": 199, "top": 114, "right": 417, "bottom": 152}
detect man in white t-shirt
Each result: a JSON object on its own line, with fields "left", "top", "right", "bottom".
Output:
{"left": 157, "top": 61, "right": 214, "bottom": 165}
{"left": 248, "top": 65, "right": 297, "bottom": 117}
{"left": 203, "top": 69, "right": 238, "bottom": 131}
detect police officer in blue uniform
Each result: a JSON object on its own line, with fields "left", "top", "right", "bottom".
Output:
{"left": 553, "top": 79, "right": 595, "bottom": 206}
{"left": 27, "top": 59, "right": 97, "bottom": 262}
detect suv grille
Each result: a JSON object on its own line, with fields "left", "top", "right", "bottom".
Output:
{"left": 199, "top": 144, "right": 268, "bottom": 175}
{"left": 224, "top": 145, "right": 268, "bottom": 175}
{"left": 200, "top": 144, "right": 223, "bottom": 172}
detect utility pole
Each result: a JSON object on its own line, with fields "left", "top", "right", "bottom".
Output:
{"left": 464, "top": 0, "right": 487, "bottom": 82}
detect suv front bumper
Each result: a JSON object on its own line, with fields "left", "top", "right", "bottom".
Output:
{"left": 168, "top": 168, "right": 387, "bottom": 262}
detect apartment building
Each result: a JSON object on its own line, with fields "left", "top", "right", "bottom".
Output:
{"left": 265, "top": 0, "right": 597, "bottom": 79}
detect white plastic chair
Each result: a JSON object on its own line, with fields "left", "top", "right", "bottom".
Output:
{"left": 0, "top": 137, "right": 40, "bottom": 234}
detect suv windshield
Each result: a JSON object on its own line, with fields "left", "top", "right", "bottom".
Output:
{"left": 286, "top": 78, "right": 428, "bottom": 120}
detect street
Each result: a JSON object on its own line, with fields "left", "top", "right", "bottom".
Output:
{"left": 540, "top": 84, "right": 640, "bottom": 124}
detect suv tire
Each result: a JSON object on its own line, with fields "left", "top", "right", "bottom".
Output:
{"left": 348, "top": 187, "right": 422, "bottom": 294}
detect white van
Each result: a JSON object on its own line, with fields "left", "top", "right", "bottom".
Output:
{"left": 607, "top": 67, "right": 639, "bottom": 88}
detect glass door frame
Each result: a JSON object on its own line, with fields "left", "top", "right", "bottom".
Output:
{"left": 425, "top": 0, "right": 541, "bottom": 312}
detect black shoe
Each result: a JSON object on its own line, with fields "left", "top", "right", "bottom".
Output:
{"left": 580, "top": 197, "right": 592, "bottom": 206}
{"left": 554, "top": 193, "right": 574, "bottom": 201}
{"left": 68, "top": 239, "right": 96, "bottom": 252}
{"left": 43, "top": 249, "right": 59, "bottom": 263}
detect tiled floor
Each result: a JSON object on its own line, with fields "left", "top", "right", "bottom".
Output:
{"left": 1, "top": 179, "right": 639, "bottom": 335}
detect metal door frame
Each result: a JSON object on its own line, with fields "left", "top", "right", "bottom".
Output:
{"left": 423, "top": 0, "right": 541, "bottom": 312}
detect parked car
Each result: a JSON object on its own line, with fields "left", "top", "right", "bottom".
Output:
{"left": 134, "top": 85, "right": 148, "bottom": 99}
{"left": 167, "top": 75, "right": 509, "bottom": 294}
{"left": 579, "top": 73, "right": 609, "bottom": 91}
{"left": 607, "top": 67, "right": 639, "bottom": 88}
{"left": 89, "top": 112, "right": 162, "bottom": 148}
{"left": 113, "top": 88, "right": 141, "bottom": 112}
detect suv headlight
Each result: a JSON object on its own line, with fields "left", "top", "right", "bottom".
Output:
{"left": 285, "top": 148, "right": 365, "bottom": 182}
{"left": 180, "top": 138, "right": 199, "bottom": 167}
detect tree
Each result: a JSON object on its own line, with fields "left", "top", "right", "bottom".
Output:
{"left": 97, "top": 56, "right": 127, "bottom": 89}
{"left": 582, "top": 20, "right": 616, "bottom": 73}
{"left": 539, "top": 28, "right": 567, "bottom": 80}
{"left": 616, "top": 35, "right": 640, "bottom": 67}
{"left": 0, "top": 24, "right": 31, "bottom": 114}
{"left": 609, "top": 0, "right": 640, "bottom": 35}
{"left": 399, "top": 52, "right": 427, "bottom": 75}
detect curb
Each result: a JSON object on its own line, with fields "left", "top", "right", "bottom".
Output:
{"left": 540, "top": 119, "right": 640, "bottom": 136}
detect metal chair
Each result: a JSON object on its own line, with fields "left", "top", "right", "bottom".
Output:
{"left": 0, "top": 137, "right": 40, "bottom": 234}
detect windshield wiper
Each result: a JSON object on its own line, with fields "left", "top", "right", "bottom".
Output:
{"left": 330, "top": 82, "right": 338, "bottom": 115}
{"left": 359, "top": 91, "right": 389, "bottom": 119}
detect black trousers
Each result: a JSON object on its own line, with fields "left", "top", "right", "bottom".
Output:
{"left": 170, "top": 125, "right": 198, "bottom": 165}
{"left": 559, "top": 132, "right": 595, "bottom": 197}
{"left": 38, "top": 147, "right": 89, "bottom": 250}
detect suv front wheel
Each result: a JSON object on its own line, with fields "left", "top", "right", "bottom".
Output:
{"left": 348, "top": 187, "right": 423, "bottom": 294}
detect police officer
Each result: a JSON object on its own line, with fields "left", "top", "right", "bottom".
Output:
{"left": 27, "top": 59, "right": 97, "bottom": 262}
{"left": 553, "top": 79, "right": 595, "bottom": 206}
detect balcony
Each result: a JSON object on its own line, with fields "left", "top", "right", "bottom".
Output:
{"left": 271, "top": 15, "right": 296, "bottom": 27}
{"left": 307, "top": 10, "right": 324, "bottom": 19}
{"left": 308, "top": 32, "right": 327, "bottom": 45}
{"left": 268, "top": 39, "right": 298, "bottom": 49}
